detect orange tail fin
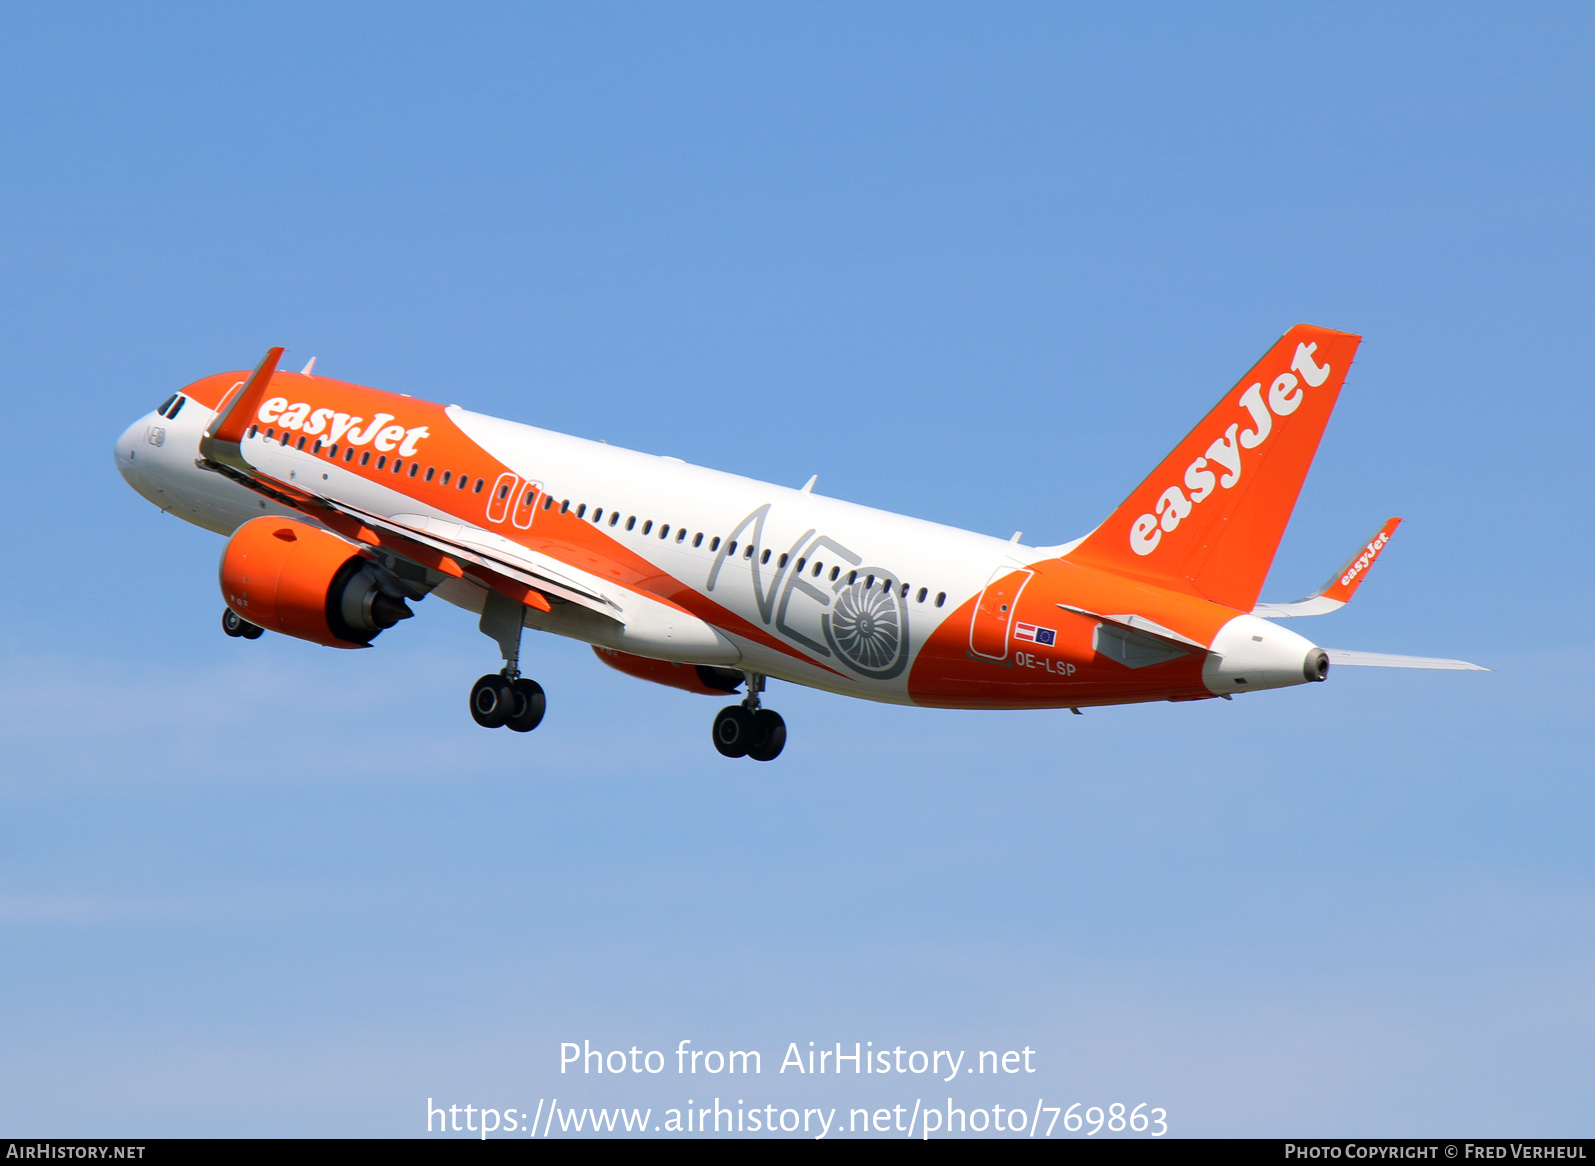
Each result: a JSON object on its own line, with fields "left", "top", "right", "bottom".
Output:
{"left": 1066, "top": 325, "right": 1362, "bottom": 613}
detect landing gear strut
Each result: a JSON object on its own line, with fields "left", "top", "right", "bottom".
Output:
{"left": 469, "top": 590, "right": 546, "bottom": 733}
{"left": 222, "top": 608, "right": 263, "bottom": 639}
{"left": 713, "top": 672, "right": 786, "bottom": 761}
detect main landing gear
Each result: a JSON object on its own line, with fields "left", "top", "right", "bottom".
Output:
{"left": 470, "top": 673, "right": 546, "bottom": 732}
{"left": 222, "top": 608, "right": 264, "bottom": 639}
{"left": 470, "top": 589, "right": 546, "bottom": 734}
{"left": 713, "top": 673, "right": 786, "bottom": 762}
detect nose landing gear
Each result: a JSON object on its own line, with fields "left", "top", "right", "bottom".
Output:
{"left": 712, "top": 673, "right": 786, "bottom": 761}
{"left": 222, "top": 608, "right": 264, "bottom": 639}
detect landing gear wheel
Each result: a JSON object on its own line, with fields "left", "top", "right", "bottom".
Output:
{"left": 712, "top": 705, "right": 754, "bottom": 758}
{"left": 747, "top": 709, "right": 786, "bottom": 762}
{"left": 222, "top": 609, "right": 263, "bottom": 639}
{"left": 504, "top": 678, "right": 546, "bottom": 733}
{"left": 469, "top": 674, "right": 512, "bottom": 728}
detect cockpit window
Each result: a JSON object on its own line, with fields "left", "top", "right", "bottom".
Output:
{"left": 166, "top": 396, "right": 185, "bottom": 419}
{"left": 157, "top": 394, "right": 178, "bottom": 416}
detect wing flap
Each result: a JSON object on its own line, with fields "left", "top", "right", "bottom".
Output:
{"left": 327, "top": 501, "right": 620, "bottom": 618}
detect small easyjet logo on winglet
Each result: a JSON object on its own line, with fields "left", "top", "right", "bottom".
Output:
{"left": 1129, "top": 342, "right": 1332, "bottom": 557}
{"left": 1328, "top": 518, "right": 1401, "bottom": 599}
{"left": 255, "top": 396, "right": 431, "bottom": 456}
{"left": 1341, "top": 533, "right": 1389, "bottom": 588}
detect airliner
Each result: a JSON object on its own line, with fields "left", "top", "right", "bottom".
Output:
{"left": 114, "top": 326, "right": 1483, "bottom": 761}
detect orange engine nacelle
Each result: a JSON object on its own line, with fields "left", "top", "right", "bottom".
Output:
{"left": 592, "top": 647, "right": 743, "bottom": 696}
{"left": 219, "top": 517, "right": 413, "bottom": 648}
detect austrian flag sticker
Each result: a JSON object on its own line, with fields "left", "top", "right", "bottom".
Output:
{"left": 1013, "top": 622, "right": 1056, "bottom": 646}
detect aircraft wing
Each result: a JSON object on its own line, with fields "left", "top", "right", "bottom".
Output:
{"left": 195, "top": 386, "right": 622, "bottom": 620}
{"left": 325, "top": 500, "right": 622, "bottom": 618}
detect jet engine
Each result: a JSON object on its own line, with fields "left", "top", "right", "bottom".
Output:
{"left": 592, "top": 646, "right": 743, "bottom": 695}
{"left": 219, "top": 517, "right": 413, "bottom": 648}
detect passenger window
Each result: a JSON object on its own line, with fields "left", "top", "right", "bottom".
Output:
{"left": 727, "top": 540, "right": 736, "bottom": 555}
{"left": 360, "top": 451, "right": 371, "bottom": 466}
{"left": 659, "top": 524, "right": 669, "bottom": 539}
{"left": 609, "top": 513, "right": 620, "bottom": 527}
{"left": 296, "top": 436, "right": 306, "bottom": 450}
{"left": 377, "top": 456, "right": 387, "bottom": 470}
{"left": 441, "top": 470, "right": 451, "bottom": 485}
{"left": 710, "top": 537, "right": 721, "bottom": 551}
{"left": 561, "top": 500, "right": 570, "bottom": 514}
{"left": 280, "top": 432, "right": 290, "bottom": 446}
{"left": 425, "top": 467, "right": 435, "bottom": 482}
{"left": 677, "top": 529, "right": 687, "bottom": 543}
{"left": 935, "top": 592, "right": 946, "bottom": 607}
{"left": 778, "top": 553, "right": 788, "bottom": 568}
{"left": 576, "top": 503, "right": 586, "bottom": 518}
{"left": 498, "top": 483, "right": 510, "bottom": 500}
{"left": 626, "top": 517, "right": 636, "bottom": 531}
{"left": 797, "top": 558, "right": 807, "bottom": 571}
{"left": 916, "top": 587, "right": 927, "bottom": 603}
{"left": 409, "top": 462, "right": 419, "bottom": 477}
{"left": 248, "top": 425, "right": 258, "bottom": 439}
{"left": 900, "top": 583, "right": 909, "bottom": 597}
{"left": 812, "top": 561, "right": 822, "bottom": 576}
{"left": 692, "top": 533, "right": 702, "bottom": 547}
{"left": 474, "top": 478, "right": 485, "bottom": 493}
{"left": 760, "top": 549, "right": 770, "bottom": 564}
{"left": 864, "top": 574, "right": 874, "bottom": 588}
{"left": 523, "top": 489, "right": 536, "bottom": 506}
{"left": 743, "top": 544, "right": 754, "bottom": 559}
{"left": 830, "top": 566, "right": 840, "bottom": 581}
{"left": 457, "top": 474, "right": 468, "bottom": 489}
{"left": 847, "top": 570, "right": 857, "bottom": 585}
{"left": 345, "top": 447, "right": 355, "bottom": 462}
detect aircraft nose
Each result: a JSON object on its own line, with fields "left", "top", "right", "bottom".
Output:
{"left": 114, "top": 415, "right": 151, "bottom": 478}
{"left": 114, "top": 413, "right": 172, "bottom": 507}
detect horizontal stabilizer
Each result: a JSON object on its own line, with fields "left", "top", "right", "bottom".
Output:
{"left": 1055, "top": 604, "right": 1207, "bottom": 650}
{"left": 1254, "top": 517, "right": 1402, "bottom": 618}
{"left": 1324, "top": 648, "right": 1488, "bottom": 671}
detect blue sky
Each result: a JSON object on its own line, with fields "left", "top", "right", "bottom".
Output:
{"left": 1, "top": 2, "right": 1590, "bottom": 1136}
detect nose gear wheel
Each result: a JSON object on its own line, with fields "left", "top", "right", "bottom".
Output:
{"left": 222, "top": 608, "right": 263, "bottom": 639}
